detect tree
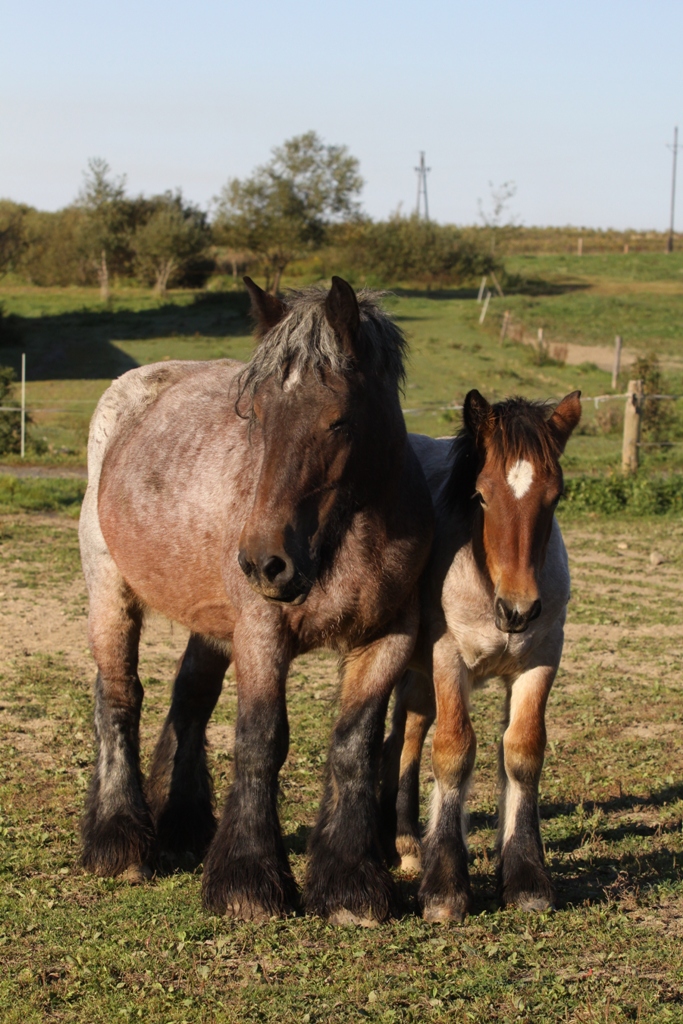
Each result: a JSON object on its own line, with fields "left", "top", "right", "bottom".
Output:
{"left": 133, "top": 192, "right": 209, "bottom": 296}
{"left": 478, "top": 181, "right": 519, "bottom": 255}
{"left": 0, "top": 201, "right": 28, "bottom": 278}
{"left": 78, "top": 158, "right": 131, "bottom": 300}
{"left": 214, "top": 131, "right": 363, "bottom": 293}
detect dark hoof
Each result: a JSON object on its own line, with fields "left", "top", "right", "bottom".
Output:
{"left": 81, "top": 809, "right": 155, "bottom": 878}
{"left": 305, "top": 855, "right": 397, "bottom": 924}
{"left": 120, "top": 863, "right": 154, "bottom": 885}
{"left": 202, "top": 854, "right": 298, "bottom": 919}
{"left": 499, "top": 860, "right": 554, "bottom": 912}
{"left": 396, "top": 834, "right": 422, "bottom": 874}
{"left": 154, "top": 802, "right": 217, "bottom": 873}
{"left": 422, "top": 893, "right": 470, "bottom": 924}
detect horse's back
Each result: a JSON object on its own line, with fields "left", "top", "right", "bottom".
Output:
{"left": 86, "top": 360, "right": 242, "bottom": 485}
{"left": 80, "top": 359, "right": 243, "bottom": 596}
{"left": 408, "top": 434, "right": 452, "bottom": 504}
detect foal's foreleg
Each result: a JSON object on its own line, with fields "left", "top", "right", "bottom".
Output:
{"left": 498, "top": 638, "right": 560, "bottom": 911}
{"left": 306, "top": 600, "right": 419, "bottom": 925}
{"left": 202, "top": 615, "right": 296, "bottom": 920}
{"left": 379, "top": 671, "right": 435, "bottom": 871}
{"left": 146, "top": 633, "right": 230, "bottom": 871}
{"left": 419, "top": 634, "right": 475, "bottom": 923}
{"left": 82, "top": 581, "right": 153, "bottom": 879}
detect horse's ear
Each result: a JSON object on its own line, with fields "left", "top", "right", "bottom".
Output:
{"left": 243, "top": 277, "right": 288, "bottom": 338}
{"left": 549, "top": 390, "right": 582, "bottom": 452}
{"left": 325, "top": 276, "right": 361, "bottom": 359}
{"left": 463, "top": 389, "right": 492, "bottom": 439}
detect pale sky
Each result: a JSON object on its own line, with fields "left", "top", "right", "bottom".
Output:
{"left": 2, "top": 0, "right": 681, "bottom": 229}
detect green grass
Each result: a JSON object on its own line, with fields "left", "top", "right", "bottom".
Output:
{"left": 0, "top": 475, "right": 86, "bottom": 516}
{"left": 1, "top": 513, "right": 683, "bottom": 1022}
{"left": 0, "top": 251, "right": 681, "bottom": 472}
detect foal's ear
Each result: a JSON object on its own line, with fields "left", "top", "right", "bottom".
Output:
{"left": 243, "top": 277, "right": 288, "bottom": 338}
{"left": 549, "top": 390, "right": 582, "bottom": 452}
{"left": 325, "top": 276, "right": 361, "bottom": 360}
{"left": 463, "top": 389, "right": 492, "bottom": 439}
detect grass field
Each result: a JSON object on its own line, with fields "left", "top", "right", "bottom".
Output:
{"left": 0, "top": 251, "right": 681, "bottom": 1020}
{"left": 0, "top": 508, "right": 682, "bottom": 1023}
{"left": 0, "top": 251, "right": 681, "bottom": 472}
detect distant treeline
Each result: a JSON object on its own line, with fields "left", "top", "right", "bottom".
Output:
{"left": 0, "top": 136, "right": 679, "bottom": 297}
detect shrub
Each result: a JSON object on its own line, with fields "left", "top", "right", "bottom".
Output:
{"left": 631, "top": 352, "right": 676, "bottom": 443}
{"left": 342, "top": 215, "right": 499, "bottom": 287}
{"left": 562, "top": 473, "right": 683, "bottom": 515}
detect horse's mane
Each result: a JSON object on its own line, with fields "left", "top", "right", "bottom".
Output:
{"left": 445, "top": 396, "right": 563, "bottom": 514}
{"left": 237, "top": 286, "right": 406, "bottom": 402}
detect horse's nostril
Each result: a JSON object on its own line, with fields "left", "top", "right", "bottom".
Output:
{"left": 237, "top": 549, "right": 252, "bottom": 576}
{"left": 262, "top": 555, "right": 287, "bottom": 583}
{"left": 495, "top": 597, "right": 512, "bottom": 622}
{"left": 528, "top": 599, "right": 542, "bottom": 622}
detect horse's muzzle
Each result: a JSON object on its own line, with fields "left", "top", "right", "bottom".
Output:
{"left": 237, "top": 548, "right": 313, "bottom": 604}
{"left": 494, "top": 597, "right": 542, "bottom": 634}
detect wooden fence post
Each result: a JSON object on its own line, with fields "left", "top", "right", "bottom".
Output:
{"left": 500, "top": 310, "right": 510, "bottom": 343}
{"left": 577, "top": 237, "right": 583, "bottom": 256}
{"left": 477, "top": 276, "right": 487, "bottom": 303}
{"left": 612, "top": 335, "right": 622, "bottom": 390}
{"left": 621, "top": 379, "right": 643, "bottom": 473}
{"left": 479, "top": 290, "right": 491, "bottom": 324}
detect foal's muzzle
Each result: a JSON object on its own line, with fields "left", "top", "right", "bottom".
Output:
{"left": 237, "top": 547, "right": 312, "bottom": 604}
{"left": 494, "top": 597, "right": 542, "bottom": 634}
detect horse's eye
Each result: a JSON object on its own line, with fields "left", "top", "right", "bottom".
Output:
{"left": 329, "top": 418, "right": 350, "bottom": 434}
{"left": 474, "top": 491, "right": 488, "bottom": 508}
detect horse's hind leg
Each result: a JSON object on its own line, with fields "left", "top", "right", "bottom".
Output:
{"left": 498, "top": 651, "right": 558, "bottom": 912}
{"left": 81, "top": 572, "right": 153, "bottom": 879}
{"left": 146, "top": 634, "right": 230, "bottom": 872}
{"left": 379, "top": 671, "right": 435, "bottom": 872}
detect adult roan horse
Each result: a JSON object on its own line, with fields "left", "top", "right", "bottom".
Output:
{"left": 79, "top": 277, "right": 433, "bottom": 924}
{"left": 380, "top": 389, "right": 581, "bottom": 921}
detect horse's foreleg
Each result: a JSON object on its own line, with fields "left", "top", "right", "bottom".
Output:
{"left": 379, "top": 671, "right": 435, "bottom": 872}
{"left": 202, "top": 615, "right": 296, "bottom": 920}
{"left": 419, "top": 634, "right": 474, "bottom": 923}
{"left": 146, "top": 633, "right": 230, "bottom": 871}
{"left": 82, "top": 579, "right": 153, "bottom": 879}
{"left": 305, "top": 598, "right": 419, "bottom": 925}
{"left": 498, "top": 645, "right": 559, "bottom": 911}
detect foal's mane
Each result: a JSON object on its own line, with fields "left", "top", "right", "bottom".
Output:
{"left": 446, "top": 396, "right": 563, "bottom": 514}
{"left": 236, "top": 286, "right": 406, "bottom": 404}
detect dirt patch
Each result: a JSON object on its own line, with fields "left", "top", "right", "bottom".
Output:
{"left": 622, "top": 723, "right": 683, "bottom": 740}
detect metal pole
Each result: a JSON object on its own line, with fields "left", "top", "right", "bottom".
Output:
{"left": 20, "top": 352, "right": 26, "bottom": 459}
{"left": 667, "top": 126, "right": 678, "bottom": 253}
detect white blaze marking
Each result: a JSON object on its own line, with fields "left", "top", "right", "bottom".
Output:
{"left": 507, "top": 459, "right": 534, "bottom": 499}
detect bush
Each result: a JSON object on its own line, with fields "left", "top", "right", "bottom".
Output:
{"left": 0, "top": 475, "right": 86, "bottom": 516}
{"left": 0, "top": 366, "right": 21, "bottom": 454}
{"left": 342, "top": 215, "right": 499, "bottom": 287}
{"left": 562, "top": 473, "right": 683, "bottom": 515}
{"left": 631, "top": 352, "right": 677, "bottom": 444}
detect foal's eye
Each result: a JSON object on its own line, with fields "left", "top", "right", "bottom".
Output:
{"left": 474, "top": 490, "right": 488, "bottom": 508}
{"left": 329, "top": 418, "right": 350, "bottom": 435}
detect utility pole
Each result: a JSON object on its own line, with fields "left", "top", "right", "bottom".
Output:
{"left": 667, "top": 126, "right": 680, "bottom": 253}
{"left": 415, "top": 151, "right": 431, "bottom": 220}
